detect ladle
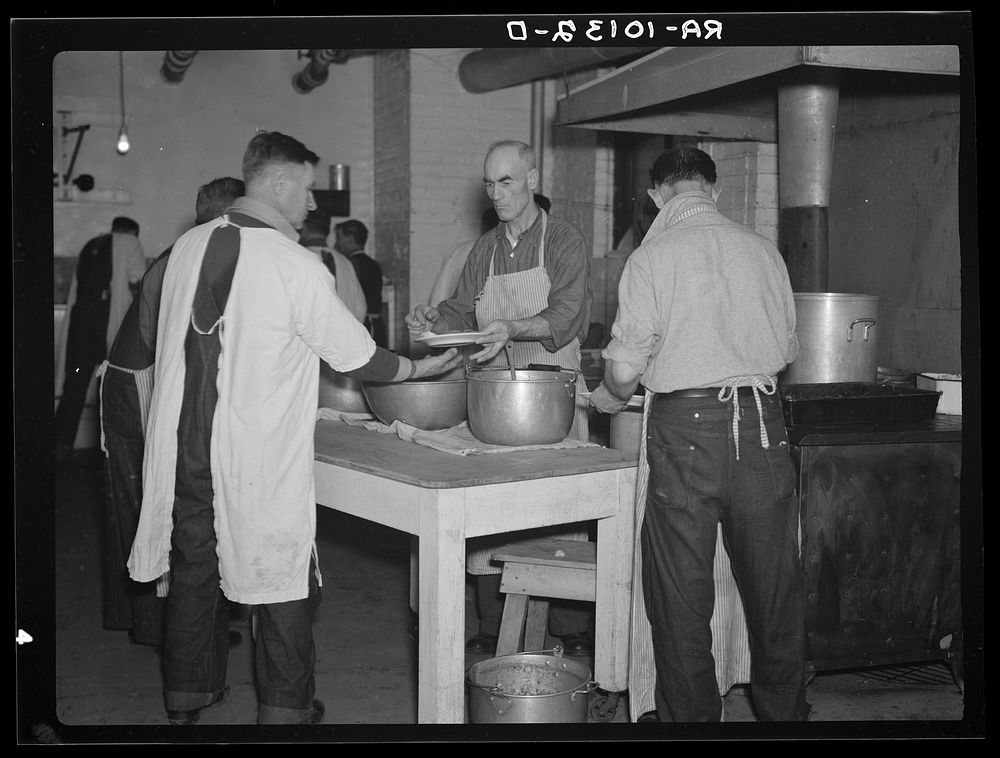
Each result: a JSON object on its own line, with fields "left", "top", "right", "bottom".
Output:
{"left": 504, "top": 342, "right": 517, "bottom": 381}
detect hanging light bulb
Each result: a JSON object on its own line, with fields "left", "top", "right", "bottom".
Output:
{"left": 115, "top": 51, "right": 130, "bottom": 155}
{"left": 116, "top": 125, "right": 130, "bottom": 155}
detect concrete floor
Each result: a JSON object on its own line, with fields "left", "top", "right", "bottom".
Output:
{"left": 40, "top": 448, "right": 981, "bottom": 742}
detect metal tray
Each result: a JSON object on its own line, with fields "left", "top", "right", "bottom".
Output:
{"left": 780, "top": 382, "right": 941, "bottom": 427}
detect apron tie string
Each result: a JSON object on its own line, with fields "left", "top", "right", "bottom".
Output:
{"left": 717, "top": 375, "right": 777, "bottom": 460}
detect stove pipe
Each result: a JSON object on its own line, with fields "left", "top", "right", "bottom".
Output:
{"left": 777, "top": 68, "right": 841, "bottom": 292}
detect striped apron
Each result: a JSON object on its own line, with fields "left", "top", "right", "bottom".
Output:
{"left": 96, "top": 359, "right": 171, "bottom": 598}
{"left": 466, "top": 209, "right": 591, "bottom": 574}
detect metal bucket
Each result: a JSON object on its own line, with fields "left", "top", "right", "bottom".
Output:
{"left": 466, "top": 366, "right": 577, "bottom": 446}
{"left": 782, "top": 292, "right": 880, "bottom": 384}
{"left": 609, "top": 405, "right": 644, "bottom": 459}
{"left": 467, "top": 648, "right": 597, "bottom": 723}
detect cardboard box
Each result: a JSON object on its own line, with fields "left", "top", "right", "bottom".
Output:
{"left": 916, "top": 373, "right": 962, "bottom": 415}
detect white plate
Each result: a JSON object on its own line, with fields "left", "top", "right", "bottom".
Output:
{"left": 415, "top": 331, "right": 490, "bottom": 348}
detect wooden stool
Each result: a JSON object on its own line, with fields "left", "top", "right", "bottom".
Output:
{"left": 493, "top": 538, "right": 597, "bottom": 656}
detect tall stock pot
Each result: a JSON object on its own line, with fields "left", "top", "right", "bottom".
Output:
{"left": 782, "top": 292, "right": 880, "bottom": 385}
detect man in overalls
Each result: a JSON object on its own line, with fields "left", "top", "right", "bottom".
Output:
{"left": 405, "top": 139, "right": 594, "bottom": 657}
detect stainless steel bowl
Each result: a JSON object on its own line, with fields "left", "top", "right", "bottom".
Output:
{"left": 318, "top": 364, "right": 370, "bottom": 413}
{"left": 361, "top": 378, "right": 468, "bottom": 430}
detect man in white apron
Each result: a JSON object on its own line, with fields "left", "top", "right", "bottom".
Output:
{"left": 405, "top": 140, "right": 594, "bottom": 656}
{"left": 591, "top": 147, "right": 807, "bottom": 722}
{"left": 128, "top": 132, "right": 463, "bottom": 725}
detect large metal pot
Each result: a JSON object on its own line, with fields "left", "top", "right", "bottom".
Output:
{"left": 781, "top": 292, "right": 880, "bottom": 384}
{"left": 318, "top": 364, "right": 370, "bottom": 413}
{"left": 466, "top": 366, "right": 577, "bottom": 446}
{"left": 361, "top": 378, "right": 468, "bottom": 430}
{"left": 467, "top": 650, "right": 597, "bottom": 723}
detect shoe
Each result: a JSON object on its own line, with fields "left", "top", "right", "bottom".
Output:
{"left": 637, "top": 710, "right": 658, "bottom": 723}
{"left": 166, "top": 685, "right": 230, "bottom": 725}
{"left": 559, "top": 633, "right": 593, "bottom": 657}
{"left": 465, "top": 634, "right": 498, "bottom": 655}
{"left": 306, "top": 699, "right": 325, "bottom": 724}
{"left": 407, "top": 620, "right": 419, "bottom": 642}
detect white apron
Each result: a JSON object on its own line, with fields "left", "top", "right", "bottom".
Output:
{"left": 128, "top": 215, "right": 375, "bottom": 604}
{"left": 466, "top": 210, "right": 591, "bottom": 574}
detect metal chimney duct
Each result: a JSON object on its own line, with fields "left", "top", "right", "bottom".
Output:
{"left": 458, "top": 47, "right": 658, "bottom": 93}
{"left": 777, "top": 68, "right": 841, "bottom": 292}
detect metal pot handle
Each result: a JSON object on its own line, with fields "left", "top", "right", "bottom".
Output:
{"left": 487, "top": 689, "right": 513, "bottom": 716}
{"left": 571, "top": 680, "right": 600, "bottom": 702}
{"left": 564, "top": 369, "right": 579, "bottom": 397}
{"left": 847, "top": 317, "right": 876, "bottom": 342}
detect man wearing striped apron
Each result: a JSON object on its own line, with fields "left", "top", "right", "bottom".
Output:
{"left": 405, "top": 140, "right": 594, "bottom": 657}
{"left": 591, "top": 147, "right": 808, "bottom": 722}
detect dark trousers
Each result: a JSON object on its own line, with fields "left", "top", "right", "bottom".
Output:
{"left": 99, "top": 367, "right": 164, "bottom": 643}
{"left": 165, "top": 395, "right": 322, "bottom": 722}
{"left": 475, "top": 574, "right": 592, "bottom": 639}
{"left": 641, "top": 391, "right": 808, "bottom": 722}
{"left": 165, "top": 274, "right": 320, "bottom": 723}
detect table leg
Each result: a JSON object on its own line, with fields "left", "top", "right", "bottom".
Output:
{"left": 416, "top": 489, "right": 467, "bottom": 723}
{"left": 594, "top": 467, "right": 636, "bottom": 693}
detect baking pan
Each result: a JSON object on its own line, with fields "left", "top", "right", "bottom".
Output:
{"left": 780, "top": 382, "right": 941, "bottom": 427}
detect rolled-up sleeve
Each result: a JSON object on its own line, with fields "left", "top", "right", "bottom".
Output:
{"left": 536, "top": 223, "right": 590, "bottom": 352}
{"left": 602, "top": 254, "right": 657, "bottom": 376}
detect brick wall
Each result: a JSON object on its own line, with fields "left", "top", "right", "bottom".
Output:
{"left": 404, "top": 49, "right": 532, "bottom": 352}
{"left": 700, "top": 140, "right": 779, "bottom": 243}
{"left": 373, "top": 50, "right": 411, "bottom": 350}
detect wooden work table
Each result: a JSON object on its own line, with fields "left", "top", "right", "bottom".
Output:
{"left": 313, "top": 419, "right": 637, "bottom": 724}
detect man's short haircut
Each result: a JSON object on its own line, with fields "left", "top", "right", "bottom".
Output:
{"left": 649, "top": 147, "right": 718, "bottom": 187}
{"left": 486, "top": 140, "right": 536, "bottom": 170}
{"left": 242, "top": 130, "right": 320, "bottom": 184}
{"left": 335, "top": 219, "right": 368, "bottom": 248}
{"left": 195, "top": 177, "right": 245, "bottom": 224}
{"left": 111, "top": 216, "right": 140, "bottom": 235}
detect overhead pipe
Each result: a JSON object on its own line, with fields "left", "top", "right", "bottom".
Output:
{"left": 292, "top": 49, "right": 351, "bottom": 94}
{"left": 458, "top": 47, "right": 658, "bottom": 93}
{"left": 160, "top": 50, "right": 199, "bottom": 85}
{"left": 530, "top": 80, "right": 546, "bottom": 191}
{"left": 777, "top": 67, "right": 841, "bottom": 292}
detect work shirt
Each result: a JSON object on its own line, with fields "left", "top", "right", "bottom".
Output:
{"left": 301, "top": 240, "right": 369, "bottom": 323}
{"left": 347, "top": 251, "right": 384, "bottom": 317}
{"left": 107, "top": 247, "right": 171, "bottom": 370}
{"left": 434, "top": 209, "right": 591, "bottom": 353}
{"left": 603, "top": 191, "right": 798, "bottom": 393}
{"left": 128, "top": 196, "right": 376, "bottom": 604}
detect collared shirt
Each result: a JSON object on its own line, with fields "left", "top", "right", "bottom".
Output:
{"left": 602, "top": 191, "right": 798, "bottom": 394}
{"left": 434, "top": 209, "right": 591, "bottom": 352}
